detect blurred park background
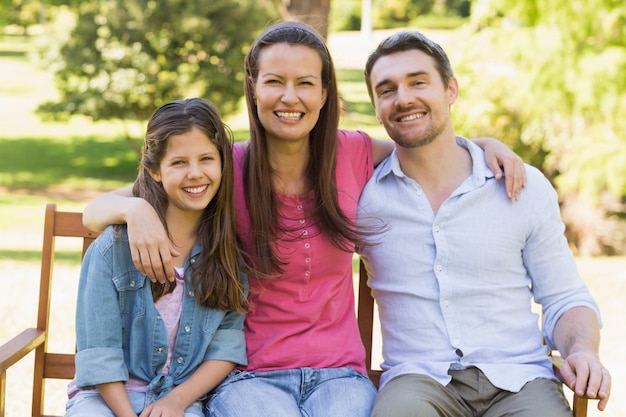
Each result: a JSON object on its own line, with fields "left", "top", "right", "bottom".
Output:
{"left": 0, "top": 0, "right": 624, "bottom": 415}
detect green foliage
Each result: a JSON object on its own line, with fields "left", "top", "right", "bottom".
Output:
{"left": 329, "top": 0, "right": 361, "bottom": 31}
{"left": 36, "top": 0, "right": 276, "bottom": 123}
{"left": 329, "top": 0, "right": 469, "bottom": 31}
{"left": 457, "top": 0, "right": 626, "bottom": 204}
{"left": 372, "top": 0, "right": 470, "bottom": 28}
{"left": 409, "top": 14, "right": 468, "bottom": 29}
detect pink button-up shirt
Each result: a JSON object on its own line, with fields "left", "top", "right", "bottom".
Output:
{"left": 233, "top": 130, "right": 374, "bottom": 373}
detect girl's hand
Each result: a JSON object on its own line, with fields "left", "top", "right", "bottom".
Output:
{"left": 139, "top": 395, "right": 185, "bottom": 417}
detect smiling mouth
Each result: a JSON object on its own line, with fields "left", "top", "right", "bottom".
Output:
{"left": 398, "top": 112, "right": 426, "bottom": 122}
{"left": 184, "top": 185, "right": 208, "bottom": 194}
{"left": 275, "top": 111, "right": 303, "bottom": 120}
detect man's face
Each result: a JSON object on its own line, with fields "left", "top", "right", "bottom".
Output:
{"left": 368, "top": 49, "right": 458, "bottom": 148}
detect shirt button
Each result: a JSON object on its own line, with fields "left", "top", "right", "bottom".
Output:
{"left": 177, "top": 357, "right": 183, "bottom": 364}
{"left": 304, "top": 243, "right": 310, "bottom": 249}
{"left": 305, "top": 257, "right": 311, "bottom": 263}
{"left": 300, "top": 219, "right": 305, "bottom": 224}
{"left": 190, "top": 257, "right": 196, "bottom": 264}
{"left": 436, "top": 264, "right": 443, "bottom": 272}
{"left": 157, "top": 315, "right": 162, "bottom": 320}
{"left": 442, "top": 300, "right": 449, "bottom": 307}
{"left": 184, "top": 326, "right": 191, "bottom": 332}
{"left": 304, "top": 270, "right": 311, "bottom": 277}
{"left": 302, "top": 230, "right": 308, "bottom": 236}
{"left": 417, "top": 190, "right": 423, "bottom": 196}
{"left": 130, "top": 281, "right": 135, "bottom": 287}
{"left": 433, "top": 226, "right": 440, "bottom": 233}
{"left": 455, "top": 348, "right": 464, "bottom": 357}
{"left": 156, "top": 347, "right": 163, "bottom": 354}
{"left": 297, "top": 205, "right": 303, "bottom": 210}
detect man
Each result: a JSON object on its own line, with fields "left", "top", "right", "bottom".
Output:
{"left": 357, "top": 31, "right": 611, "bottom": 417}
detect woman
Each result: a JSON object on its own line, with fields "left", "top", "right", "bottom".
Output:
{"left": 83, "top": 22, "right": 526, "bottom": 417}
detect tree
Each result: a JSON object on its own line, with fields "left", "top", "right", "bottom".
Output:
{"left": 454, "top": 0, "right": 626, "bottom": 254}
{"left": 279, "top": 0, "right": 330, "bottom": 39}
{"left": 36, "top": 0, "right": 276, "bottom": 139}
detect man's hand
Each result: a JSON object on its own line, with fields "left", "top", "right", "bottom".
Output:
{"left": 557, "top": 351, "right": 611, "bottom": 411}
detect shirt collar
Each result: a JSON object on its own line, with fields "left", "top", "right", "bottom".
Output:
{"left": 374, "top": 136, "right": 496, "bottom": 186}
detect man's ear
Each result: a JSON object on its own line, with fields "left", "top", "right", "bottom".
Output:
{"left": 447, "top": 76, "right": 459, "bottom": 105}
{"left": 375, "top": 110, "right": 382, "bottom": 125}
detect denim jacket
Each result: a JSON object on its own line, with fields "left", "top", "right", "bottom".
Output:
{"left": 74, "top": 226, "right": 247, "bottom": 395}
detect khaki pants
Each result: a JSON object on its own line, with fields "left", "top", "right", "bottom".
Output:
{"left": 371, "top": 367, "right": 572, "bottom": 417}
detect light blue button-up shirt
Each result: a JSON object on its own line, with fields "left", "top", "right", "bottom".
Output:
{"left": 358, "top": 137, "right": 600, "bottom": 392}
{"left": 73, "top": 226, "right": 247, "bottom": 395}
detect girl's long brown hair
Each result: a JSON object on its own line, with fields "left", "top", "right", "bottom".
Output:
{"left": 243, "top": 21, "right": 371, "bottom": 275}
{"left": 133, "top": 98, "right": 248, "bottom": 312}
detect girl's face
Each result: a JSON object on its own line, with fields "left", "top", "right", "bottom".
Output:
{"left": 150, "top": 126, "right": 222, "bottom": 217}
{"left": 253, "top": 43, "right": 327, "bottom": 146}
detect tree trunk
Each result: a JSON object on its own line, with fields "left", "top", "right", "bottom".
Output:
{"left": 279, "top": 0, "right": 331, "bottom": 39}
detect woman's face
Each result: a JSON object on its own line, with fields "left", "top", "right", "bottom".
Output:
{"left": 253, "top": 42, "right": 327, "bottom": 146}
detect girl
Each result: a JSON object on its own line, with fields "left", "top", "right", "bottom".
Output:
{"left": 65, "top": 98, "right": 248, "bottom": 417}
{"left": 82, "top": 23, "right": 526, "bottom": 417}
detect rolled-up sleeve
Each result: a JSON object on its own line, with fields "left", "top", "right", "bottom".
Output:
{"left": 74, "top": 229, "right": 129, "bottom": 388}
{"left": 523, "top": 174, "right": 602, "bottom": 348}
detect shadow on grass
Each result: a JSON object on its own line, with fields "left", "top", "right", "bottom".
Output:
{"left": 1, "top": 129, "right": 252, "bottom": 193}
{"left": 0, "top": 135, "right": 139, "bottom": 189}
{"left": 0, "top": 249, "right": 81, "bottom": 264}
{"left": 0, "top": 50, "right": 27, "bottom": 58}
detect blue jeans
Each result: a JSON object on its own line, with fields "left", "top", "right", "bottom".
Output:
{"left": 64, "top": 392, "right": 205, "bottom": 417}
{"left": 206, "top": 367, "right": 377, "bottom": 417}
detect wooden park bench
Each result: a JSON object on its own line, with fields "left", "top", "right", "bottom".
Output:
{"left": 0, "top": 203, "right": 589, "bottom": 416}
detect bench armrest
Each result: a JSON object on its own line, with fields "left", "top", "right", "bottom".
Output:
{"left": 0, "top": 328, "right": 46, "bottom": 373}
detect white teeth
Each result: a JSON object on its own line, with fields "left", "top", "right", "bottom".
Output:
{"left": 276, "top": 111, "right": 302, "bottom": 120}
{"left": 400, "top": 112, "right": 426, "bottom": 122}
{"left": 184, "top": 185, "right": 208, "bottom": 194}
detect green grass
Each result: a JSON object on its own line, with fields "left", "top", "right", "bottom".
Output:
{"left": 0, "top": 248, "right": 81, "bottom": 263}
{"left": 0, "top": 135, "right": 139, "bottom": 189}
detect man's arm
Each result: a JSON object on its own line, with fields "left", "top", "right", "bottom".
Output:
{"left": 83, "top": 186, "right": 178, "bottom": 283}
{"left": 553, "top": 306, "right": 611, "bottom": 411}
